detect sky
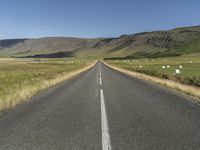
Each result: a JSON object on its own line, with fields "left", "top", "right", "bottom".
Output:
{"left": 0, "top": 0, "right": 200, "bottom": 39}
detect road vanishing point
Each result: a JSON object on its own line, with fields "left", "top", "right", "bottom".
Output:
{"left": 0, "top": 62, "right": 200, "bottom": 150}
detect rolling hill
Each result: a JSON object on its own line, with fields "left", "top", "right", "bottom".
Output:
{"left": 0, "top": 25, "right": 200, "bottom": 58}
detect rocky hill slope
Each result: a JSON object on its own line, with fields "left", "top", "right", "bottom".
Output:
{"left": 0, "top": 25, "right": 200, "bottom": 58}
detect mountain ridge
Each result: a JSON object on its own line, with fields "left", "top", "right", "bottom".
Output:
{"left": 0, "top": 25, "right": 200, "bottom": 58}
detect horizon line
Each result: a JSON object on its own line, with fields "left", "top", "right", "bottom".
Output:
{"left": 0, "top": 24, "right": 199, "bottom": 40}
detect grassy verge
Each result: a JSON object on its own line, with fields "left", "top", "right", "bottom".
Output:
{"left": 0, "top": 58, "right": 95, "bottom": 114}
{"left": 104, "top": 55, "right": 200, "bottom": 100}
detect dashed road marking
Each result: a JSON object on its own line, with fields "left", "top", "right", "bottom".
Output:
{"left": 100, "top": 89, "right": 112, "bottom": 150}
{"left": 99, "top": 63, "right": 102, "bottom": 77}
{"left": 100, "top": 77, "right": 102, "bottom": 86}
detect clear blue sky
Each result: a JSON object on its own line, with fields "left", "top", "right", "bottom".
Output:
{"left": 0, "top": 0, "right": 200, "bottom": 39}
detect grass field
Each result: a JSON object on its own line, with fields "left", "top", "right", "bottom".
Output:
{"left": 106, "top": 54, "right": 200, "bottom": 87}
{"left": 0, "top": 58, "right": 93, "bottom": 114}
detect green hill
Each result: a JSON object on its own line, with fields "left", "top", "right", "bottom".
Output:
{"left": 0, "top": 25, "right": 200, "bottom": 58}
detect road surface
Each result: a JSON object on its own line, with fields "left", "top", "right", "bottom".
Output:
{"left": 0, "top": 62, "right": 200, "bottom": 150}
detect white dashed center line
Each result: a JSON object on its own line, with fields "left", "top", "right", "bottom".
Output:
{"left": 100, "top": 89, "right": 112, "bottom": 150}
{"left": 100, "top": 77, "right": 102, "bottom": 86}
{"left": 99, "top": 63, "right": 102, "bottom": 76}
{"left": 99, "top": 63, "right": 112, "bottom": 150}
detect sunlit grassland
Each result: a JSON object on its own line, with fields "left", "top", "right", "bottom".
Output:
{"left": 0, "top": 58, "right": 94, "bottom": 114}
{"left": 106, "top": 54, "right": 200, "bottom": 87}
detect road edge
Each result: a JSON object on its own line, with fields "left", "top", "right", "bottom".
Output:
{"left": 0, "top": 61, "right": 97, "bottom": 116}
{"left": 103, "top": 61, "right": 200, "bottom": 103}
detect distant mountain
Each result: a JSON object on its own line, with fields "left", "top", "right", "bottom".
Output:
{"left": 0, "top": 25, "right": 200, "bottom": 58}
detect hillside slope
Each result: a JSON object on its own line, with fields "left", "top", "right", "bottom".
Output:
{"left": 0, "top": 25, "right": 200, "bottom": 58}
{"left": 0, "top": 37, "right": 102, "bottom": 57}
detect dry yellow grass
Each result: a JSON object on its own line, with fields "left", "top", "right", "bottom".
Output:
{"left": 104, "top": 61, "right": 200, "bottom": 101}
{"left": 0, "top": 61, "right": 96, "bottom": 113}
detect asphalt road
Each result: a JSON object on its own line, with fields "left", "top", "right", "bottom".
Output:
{"left": 0, "top": 62, "right": 200, "bottom": 150}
